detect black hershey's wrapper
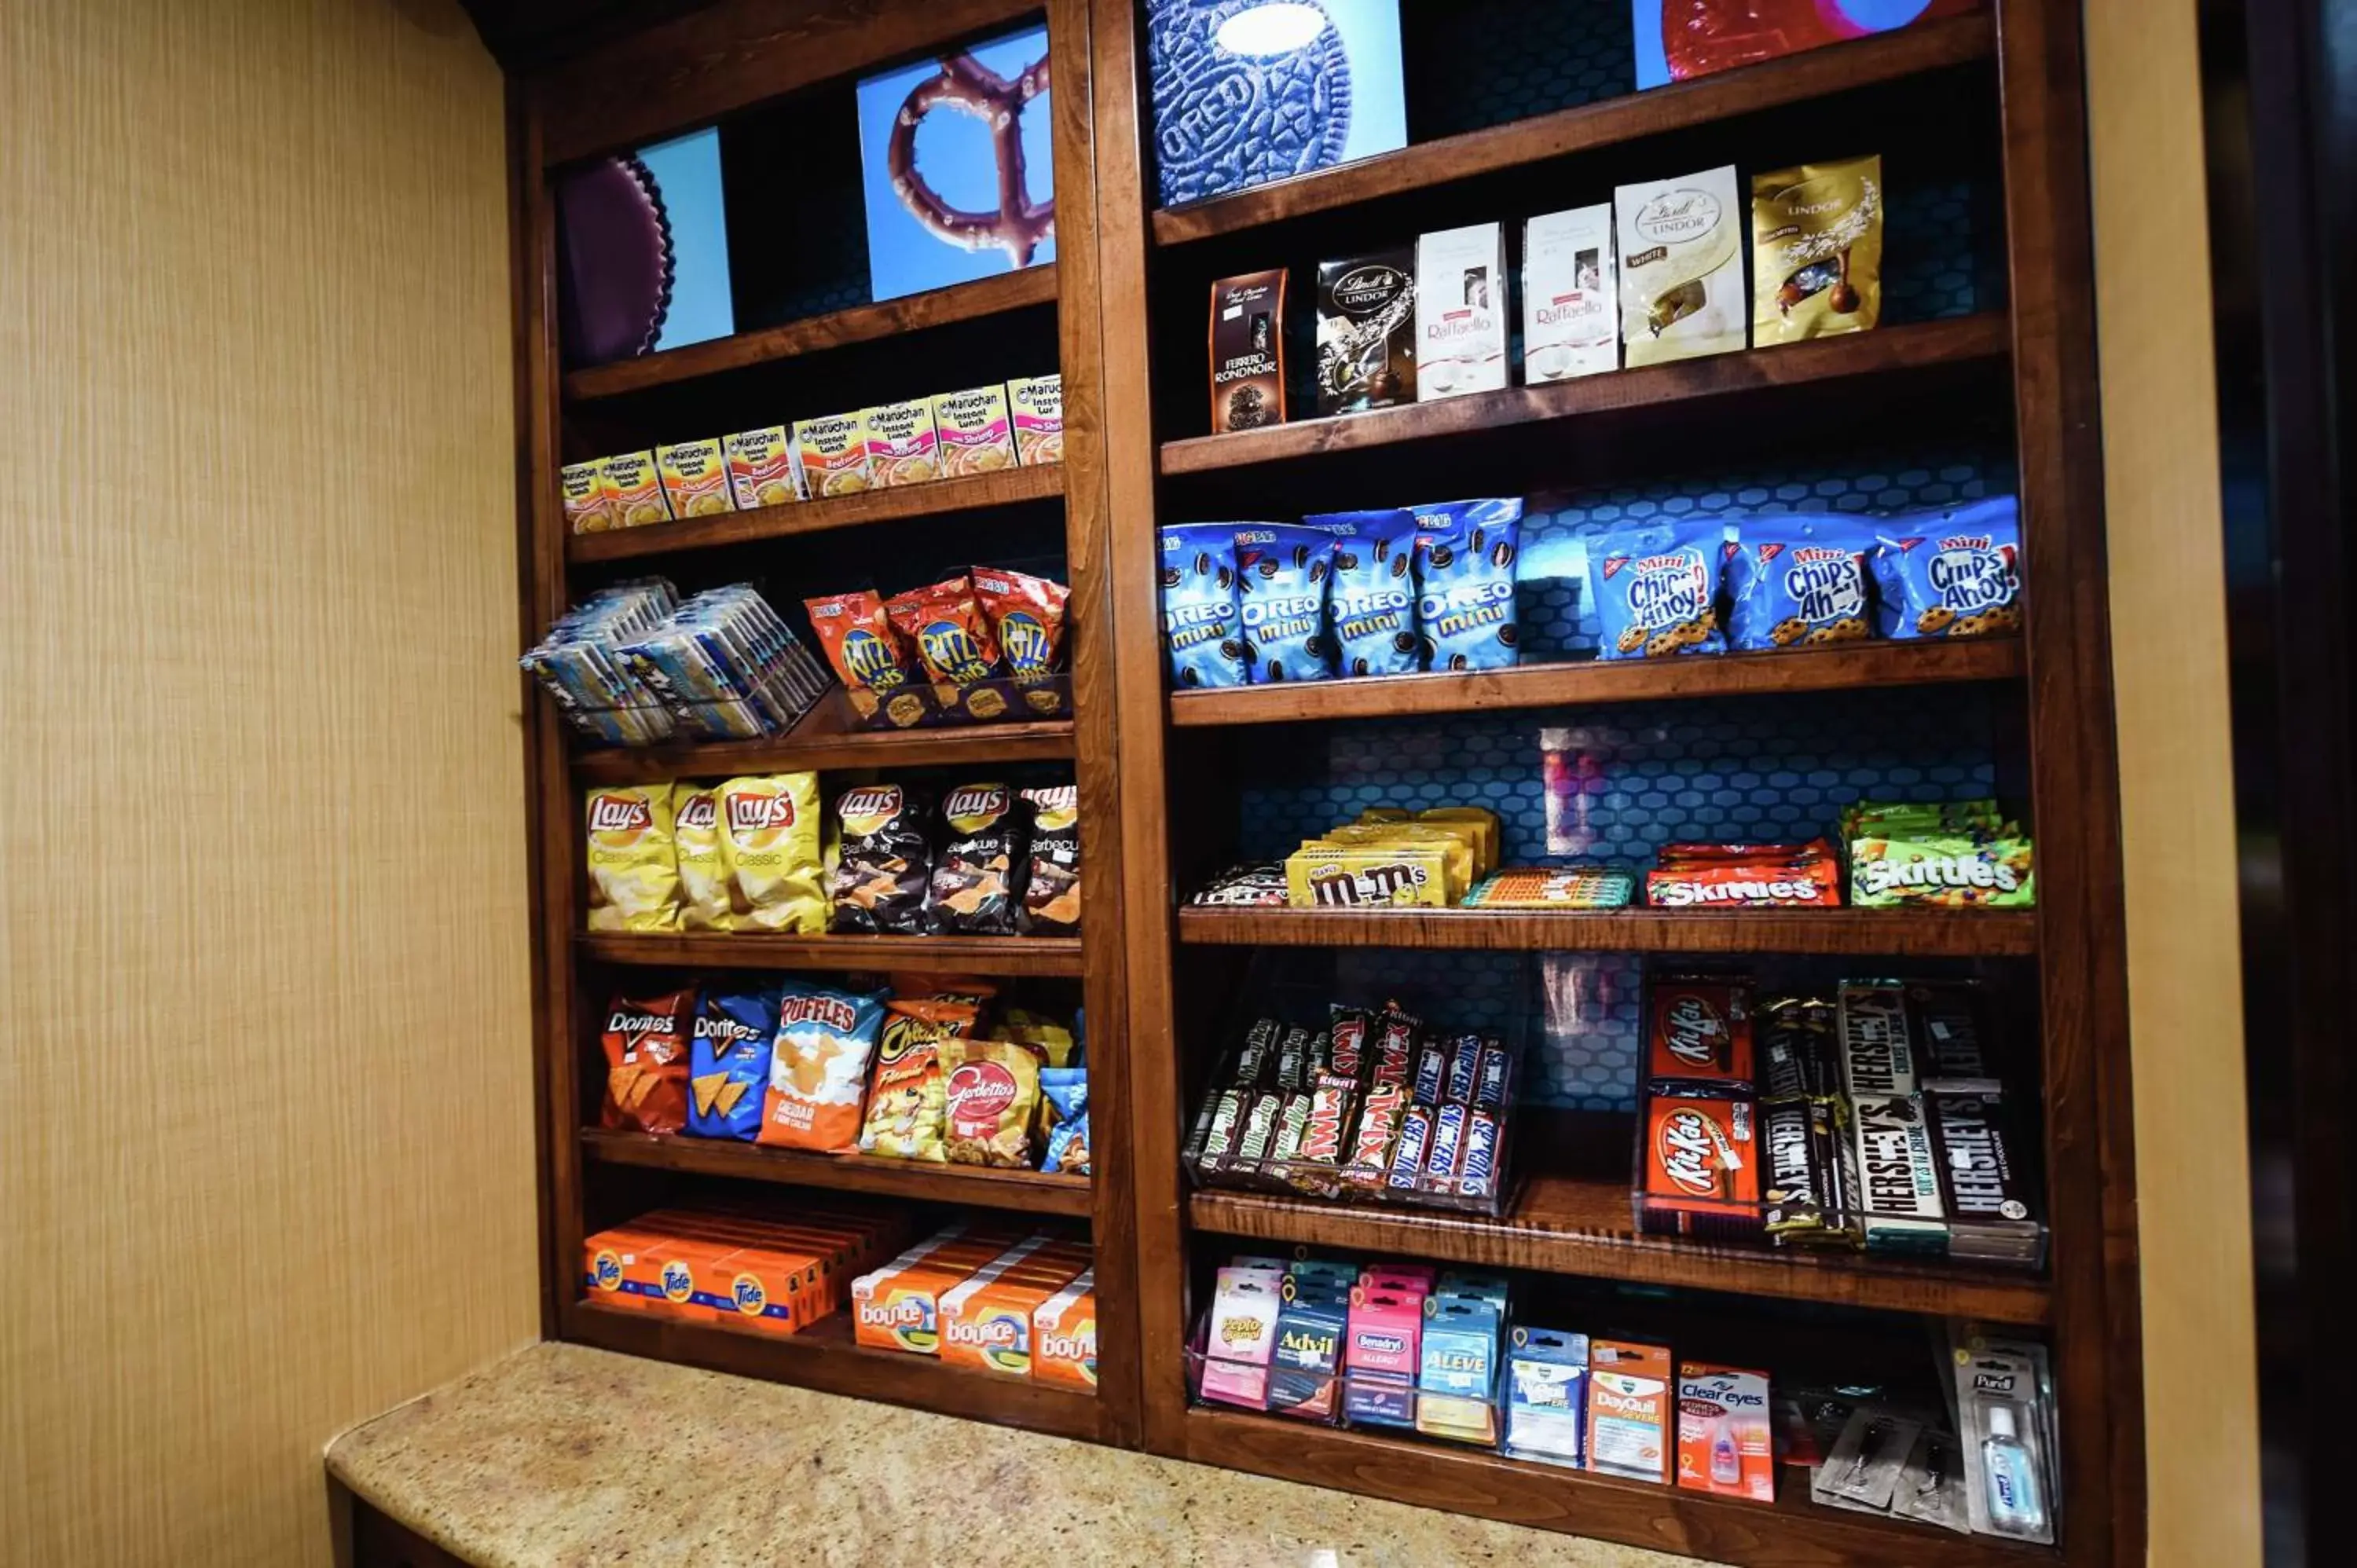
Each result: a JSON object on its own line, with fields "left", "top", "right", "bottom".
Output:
{"left": 1908, "top": 981, "right": 1992, "bottom": 1079}
{"left": 1758, "top": 995, "right": 1838, "bottom": 1099}
{"left": 1925, "top": 1081, "right": 2044, "bottom": 1267}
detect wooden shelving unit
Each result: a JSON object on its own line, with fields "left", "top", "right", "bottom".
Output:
{"left": 1176, "top": 906, "right": 2037, "bottom": 958}
{"left": 582, "top": 1128, "right": 1094, "bottom": 1217}
{"left": 566, "top": 463, "right": 1063, "bottom": 566}
{"left": 571, "top": 694, "right": 1076, "bottom": 786}
{"left": 579, "top": 931, "right": 1087, "bottom": 976}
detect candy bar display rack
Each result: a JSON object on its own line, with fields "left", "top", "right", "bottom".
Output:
{"left": 504, "top": 2, "right": 2143, "bottom": 1563}
{"left": 511, "top": 0, "right": 1141, "bottom": 1446}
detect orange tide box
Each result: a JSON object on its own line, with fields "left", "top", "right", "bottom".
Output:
{"left": 939, "top": 1244, "right": 1090, "bottom": 1377}
{"left": 852, "top": 1227, "right": 1021, "bottom": 1353}
{"left": 583, "top": 1224, "right": 667, "bottom": 1310}
{"left": 657, "top": 438, "right": 735, "bottom": 518}
{"left": 644, "top": 1233, "right": 828, "bottom": 1332}
{"left": 724, "top": 426, "right": 805, "bottom": 510}
{"left": 1032, "top": 1268, "right": 1098, "bottom": 1389}
{"left": 635, "top": 1212, "right": 874, "bottom": 1318}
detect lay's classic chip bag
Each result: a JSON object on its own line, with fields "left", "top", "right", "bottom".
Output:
{"left": 757, "top": 983, "right": 888, "bottom": 1152}
{"left": 1587, "top": 518, "right": 1730, "bottom": 659}
{"left": 1158, "top": 523, "right": 1247, "bottom": 688}
{"left": 716, "top": 773, "right": 826, "bottom": 933}
{"left": 1309, "top": 508, "right": 1420, "bottom": 677}
{"left": 1725, "top": 515, "right": 1880, "bottom": 650}
{"left": 672, "top": 783, "right": 734, "bottom": 931}
{"left": 689, "top": 987, "right": 778, "bottom": 1140}
{"left": 1872, "top": 496, "right": 2023, "bottom": 640}
{"left": 1409, "top": 498, "right": 1523, "bottom": 672}
{"left": 585, "top": 786, "right": 680, "bottom": 932}
{"left": 1236, "top": 522, "right": 1337, "bottom": 683}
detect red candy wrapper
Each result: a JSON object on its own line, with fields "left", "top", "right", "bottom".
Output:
{"left": 1641, "top": 1093, "right": 1761, "bottom": 1234}
{"left": 1645, "top": 839, "right": 1842, "bottom": 908}
{"left": 805, "top": 590, "right": 926, "bottom": 720}
{"left": 1646, "top": 977, "right": 1756, "bottom": 1089}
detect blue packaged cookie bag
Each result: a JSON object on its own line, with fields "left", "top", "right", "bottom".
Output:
{"left": 1236, "top": 522, "right": 1339, "bottom": 683}
{"left": 689, "top": 986, "right": 780, "bottom": 1140}
{"left": 1158, "top": 522, "right": 1248, "bottom": 687}
{"left": 1725, "top": 515, "right": 1882, "bottom": 650}
{"left": 1308, "top": 508, "right": 1422, "bottom": 676}
{"left": 1872, "top": 496, "right": 2023, "bottom": 639}
{"left": 1409, "top": 498, "right": 1523, "bottom": 672}
{"left": 1586, "top": 519, "right": 1730, "bottom": 659}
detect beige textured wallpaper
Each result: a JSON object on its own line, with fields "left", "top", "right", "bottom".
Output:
{"left": 2083, "top": 1, "right": 2264, "bottom": 1563}
{"left": 0, "top": 2, "right": 538, "bottom": 1566}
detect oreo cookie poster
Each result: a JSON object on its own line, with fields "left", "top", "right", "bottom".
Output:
{"left": 856, "top": 25, "right": 1057, "bottom": 302}
{"left": 1149, "top": 0, "right": 1407, "bottom": 207}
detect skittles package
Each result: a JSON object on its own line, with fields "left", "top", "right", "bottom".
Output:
{"left": 1588, "top": 518, "right": 1730, "bottom": 659}
{"left": 886, "top": 575, "right": 1003, "bottom": 702}
{"left": 931, "top": 782, "right": 1025, "bottom": 936}
{"left": 602, "top": 988, "right": 694, "bottom": 1134}
{"left": 1309, "top": 508, "right": 1421, "bottom": 677}
{"left": 1235, "top": 522, "right": 1337, "bottom": 683}
{"left": 585, "top": 785, "right": 680, "bottom": 932}
{"left": 689, "top": 986, "right": 779, "bottom": 1140}
{"left": 972, "top": 566, "right": 1070, "bottom": 694}
{"left": 1725, "top": 515, "right": 1880, "bottom": 650}
{"left": 804, "top": 589, "right": 929, "bottom": 727}
{"left": 757, "top": 983, "right": 889, "bottom": 1152}
{"left": 1872, "top": 496, "right": 2023, "bottom": 640}
{"left": 857, "top": 998, "right": 978, "bottom": 1163}
{"left": 1409, "top": 498, "right": 1523, "bottom": 673}
{"left": 1158, "top": 522, "right": 1247, "bottom": 688}
{"left": 715, "top": 773, "right": 827, "bottom": 933}
{"left": 829, "top": 782, "right": 935, "bottom": 935}
{"left": 671, "top": 782, "right": 733, "bottom": 932}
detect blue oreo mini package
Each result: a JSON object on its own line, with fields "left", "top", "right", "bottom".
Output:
{"left": 1587, "top": 518, "right": 1731, "bottom": 660}
{"left": 1409, "top": 498, "right": 1523, "bottom": 672}
{"left": 1158, "top": 523, "right": 1248, "bottom": 688}
{"left": 1872, "top": 496, "right": 2024, "bottom": 640}
{"left": 1235, "top": 522, "right": 1338, "bottom": 683}
{"left": 1725, "top": 515, "right": 1882, "bottom": 651}
{"left": 689, "top": 986, "right": 779, "bottom": 1140}
{"left": 1308, "top": 508, "right": 1422, "bottom": 677}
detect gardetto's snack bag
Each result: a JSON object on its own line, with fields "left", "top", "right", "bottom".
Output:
{"left": 715, "top": 773, "right": 826, "bottom": 933}
{"left": 585, "top": 785, "right": 680, "bottom": 932}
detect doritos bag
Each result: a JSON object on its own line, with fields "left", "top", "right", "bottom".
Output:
{"left": 716, "top": 773, "right": 827, "bottom": 933}
{"left": 857, "top": 999, "right": 980, "bottom": 1163}
{"left": 1018, "top": 785, "right": 1081, "bottom": 935}
{"left": 829, "top": 782, "right": 935, "bottom": 935}
{"left": 931, "top": 782, "right": 1025, "bottom": 935}
{"left": 943, "top": 1037, "right": 1043, "bottom": 1168}
{"left": 585, "top": 786, "right": 680, "bottom": 932}
{"left": 757, "top": 984, "right": 887, "bottom": 1152}
{"left": 601, "top": 988, "right": 693, "bottom": 1132}
{"left": 672, "top": 783, "right": 734, "bottom": 932}
{"left": 689, "top": 987, "right": 777, "bottom": 1140}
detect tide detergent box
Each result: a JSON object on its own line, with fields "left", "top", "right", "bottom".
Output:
{"left": 1504, "top": 1328, "right": 1590, "bottom": 1467}
{"left": 1587, "top": 1339, "right": 1674, "bottom": 1482}
{"left": 1032, "top": 1269, "right": 1098, "bottom": 1390}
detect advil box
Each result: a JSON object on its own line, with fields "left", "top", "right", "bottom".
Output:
{"left": 1677, "top": 1361, "right": 1774, "bottom": 1503}
{"left": 1032, "top": 1269, "right": 1098, "bottom": 1390}
{"left": 1585, "top": 1339, "right": 1673, "bottom": 1483}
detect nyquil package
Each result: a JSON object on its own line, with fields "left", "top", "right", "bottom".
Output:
{"left": 1409, "top": 498, "right": 1523, "bottom": 672}
{"left": 1158, "top": 523, "right": 1248, "bottom": 688}
{"left": 1236, "top": 522, "right": 1338, "bottom": 683}
{"left": 1307, "top": 508, "right": 1420, "bottom": 676}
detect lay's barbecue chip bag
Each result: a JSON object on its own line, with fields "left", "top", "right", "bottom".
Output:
{"left": 716, "top": 773, "right": 826, "bottom": 933}
{"left": 585, "top": 786, "right": 680, "bottom": 932}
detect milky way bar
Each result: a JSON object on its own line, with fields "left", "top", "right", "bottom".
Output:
{"left": 1189, "top": 1086, "right": 1248, "bottom": 1182}
{"left": 1276, "top": 1026, "right": 1314, "bottom": 1094}
{"left": 1838, "top": 983, "right": 1919, "bottom": 1100}
{"left": 1234, "top": 1017, "right": 1283, "bottom": 1089}
{"left": 1926, "top": 1083, "right": 2044, "bottom": 1267}
{"left": 1224, "top": 1090, "right": 1288, "bottom": 1182}
{"left": 1849, "top": 1094, "right": 1947, "bottom": 1257}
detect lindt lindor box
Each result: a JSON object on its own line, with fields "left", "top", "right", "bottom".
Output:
{"left": 1314, "top": 247, "right": 1417, "bottom": 414}
{"left": 1617, "top": 166, "right": 1745, "bottom": 366}
{"left": 1414, "top": 223, "right": 1508, "bottom": 400}
{"left": 1523, "top": 205, "right": 1618, "bottom": 382}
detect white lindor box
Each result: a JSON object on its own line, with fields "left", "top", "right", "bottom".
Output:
{"left": 1523, "top": 205, "right": 1618, "bottom": 381}
{"left": 1415, "top": 222, "right": 1508, "bottom": 400}
{"left": 1616, "top": 167, "right": 1746, "bottom": 366}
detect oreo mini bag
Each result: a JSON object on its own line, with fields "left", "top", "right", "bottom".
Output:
{"left": 1236, "top": 522, "right": 1337, "bottom": 683}
{"left": 1308, "top": 508, "right": 1420, "bottom": 676}
{"left": 1158, "top": 523, "right": 1247, "bottom": 688}
{"left": 1872, "top": 496, "right": 2023, "bottom": 640}
{"left": 1589, "top": 519, "right": 1729, "bottom": 659}
{"left": 1725, "top": 515, "right": 1880, "bottom": 650}
{"left": 1411, "top": 498, "right": 1523, "bottom": 672}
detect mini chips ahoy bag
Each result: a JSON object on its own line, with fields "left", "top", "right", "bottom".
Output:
{"left": 1159, "top": 523, "right": 1248, "bottom": 687}
{"left": 1309, "top": 508, "right": 1421, "bottom": 677}
{"left": 1725, "top": 515, "right": 1880, "bottom": 650}
{"left": 1872, "top": 496, "right": 2022, "bottom": 639}
{"left": 689, "top": 986, "right": 779, "bottom": 1140}
{"left": 1236, "top": 522, "right": 1337, "bottom": 683}
{"left": 1410, "top": 498, "right": 1523, "bottom": 672}
{"left": 1587, "top": 519, "right": 1729, "bottom": 659}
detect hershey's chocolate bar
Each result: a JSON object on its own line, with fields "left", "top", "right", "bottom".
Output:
{"left": 1849, "top": 1094, "right": 1947, "bottom": 1256}
{"left": 1838, "top": 983, "right": 1919, "bottom": 1100}
{"left": 1758, "top": 995, "right": 1838, "bottom": 1099}
{"left": 1908, "top": 981, "right": 1992, "bottom": 1079}
{"left": 1926, "top": 1082, "right": 2044, "bottom": 1267}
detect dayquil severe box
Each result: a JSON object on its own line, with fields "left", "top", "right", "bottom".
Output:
{"left": 1585, "top": 1339, "right": 1673, "bottom": 1482}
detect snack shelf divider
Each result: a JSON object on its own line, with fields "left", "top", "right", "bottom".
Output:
{"left": 577, "top": 932, "right": 1088, "bottom": 977}
{"left": 1175, "top": 907, "right": 2039, "bottom": 958}
{"left": 570, "top": 697, "right": 1076, "bottom": 786}
{"left": 581, "top": 1128, "right": 1095, "bottom": 1218}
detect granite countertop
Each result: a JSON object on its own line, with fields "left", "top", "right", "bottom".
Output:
{"left": 328, "top": 1342, "right": 1722, "bottom": 1568}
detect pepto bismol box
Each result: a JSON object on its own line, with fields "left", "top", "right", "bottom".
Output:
{"left": 1158, "top": 523, "right": 1246, "bottom": 688}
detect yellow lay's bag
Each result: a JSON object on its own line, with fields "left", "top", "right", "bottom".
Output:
{"left": 585, "top": 786, "right": 680, "bottom": 932}
{"left": 717, "top": 773, "right": 827, "bottom": 932}
{"left": 672, "top": 782, "right": 734, "bottom": 932}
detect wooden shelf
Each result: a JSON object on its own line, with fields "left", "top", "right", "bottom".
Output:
{"left": 1176, "top": 1409, "right": 2055, "bottom": 1568}
{"left": 567, "top": 463, "right": 1063, "bottom": 566}
{"left": 580, "top": 931, "right": 1087, "bottom": 976}
{"left": 1170, "top": 638, "right": 2022, "bottom": 727}
{"left": 573, "top": 693, "right": 1076, "bottom": 786}
{"left": 563, "top": 269, "right": 1058, "bottom": 401}
{"left": 1160, "top": 315, "right": 2007, "bottom": 478}
{"left": 564, "top": 1299, "right": 1102, "bottom": 1443}
{"left": 1149, "top": 16, "right": 1994, "bottom": 246}
{"left": 582, "top": 1127, "right": 1093, "bottom": 1217}
{"left": 1177, "top": 906, "right": 2037, "bottom": 958}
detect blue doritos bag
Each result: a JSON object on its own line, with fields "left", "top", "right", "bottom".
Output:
{"left": 1309, "top": 508, "right": 1421, "bottom": 677}
{"left": 1871, "top": 496, "right": 2023, "bottom": 639}
{"left": 1586, "top": 518, "right": 1730, "bottom": 659}
{"left": 1236, "top": 522, "right": 1338, "bottom": 683}
{"left": 1725, "top": 515, "right": 1882, "bottom": 650}
{"left": 1159, "top": 523, "right": 1248, "bottom": 687}
{"left": 1409, "top": 497, "right": 1523, "bottom": 672}
{"left": 689, "top": 986, "right": 779, "bottom": 1140}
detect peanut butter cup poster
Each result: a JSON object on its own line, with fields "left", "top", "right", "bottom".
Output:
{"left": 856, "top": 24, "right": 1057, "bottom": 303}
{"left": 554, "top": 128, "right": 735, "bottom": 368}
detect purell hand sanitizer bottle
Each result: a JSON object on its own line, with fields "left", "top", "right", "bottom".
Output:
{"left": 1981, "top": 1403, "right": 2048, "bottom": 1537}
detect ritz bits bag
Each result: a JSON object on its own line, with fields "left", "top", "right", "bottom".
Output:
{"left": 601, "top": 988, "right": 694, "bottom": 1133}
{"left": 672, "top": 783, "right": 734, "bottom": 931}
{"left": 887, "top": 575, "right": 1006, "bottom": 720}
{"left": 805, "top": 589, "right": 930, "bottom": 729}
{"left": 757, "top": 983, "right": 887, "bottom": 1152}
{"left": 585, "top": 785, "right": 680, "bottom": 932}
{"left": 857, "top": 999, "right": 981, "bottom": 1163}
{"left": 931, "top": 782, "right": 1027, "bottom": 935}
{"left": 943, "top": 1037, "right": 1043, "bottom": 1167}
{"left": 715, "top": 773, "right": 827, "bottom": 933}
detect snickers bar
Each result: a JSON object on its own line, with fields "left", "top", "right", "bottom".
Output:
{"left": 1442, "top": 1034, "right": 1483, "bottom": 1104}
{"left": 1472, "top": 1036, "right": 1513, "bottom": 1110}
{"left": 1411, "top": 1037, "right": 1450, "bottom": 1106}
{"left": 1386, "top": 1104, "right": 1435, "bottom": 1191}
{"left": 1456, "top": 1106, "right": 1504, "bottom": 1203}
{"left": 1421, "top": 1101, "right": 1469, "bottom": 1189}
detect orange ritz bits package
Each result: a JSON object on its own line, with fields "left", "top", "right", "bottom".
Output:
{"left": 600, "top": 987, "right": 694, "bottom": 1134}
{"left": 804, "top": 589, "right": 931, "bottom": 729}
{"left": 887, "top": 576, "right": 1006, "bottom": 719}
